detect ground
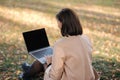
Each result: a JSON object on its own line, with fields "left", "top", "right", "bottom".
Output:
{"left": 0, "top": 0, "right": 120, "bottom": 80}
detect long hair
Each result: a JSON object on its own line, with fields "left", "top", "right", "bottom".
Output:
{"left": 56, "top": 8, "right": 83, "bottom": 37}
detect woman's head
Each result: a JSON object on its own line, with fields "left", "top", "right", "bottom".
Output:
{"left": 56, "top": 8, "right": 83, "bottom": 37}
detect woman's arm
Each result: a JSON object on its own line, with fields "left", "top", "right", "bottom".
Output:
{"left": 45, "top": 45, "right": 65, "bottom": 80}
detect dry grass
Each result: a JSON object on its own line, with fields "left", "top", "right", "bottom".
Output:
{"left": 0, "top": 0, "right": 120, "bottom": 80}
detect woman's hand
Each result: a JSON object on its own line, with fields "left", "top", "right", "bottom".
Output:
{"left": 45, "top": 55, "right": 52, "bottom": 65}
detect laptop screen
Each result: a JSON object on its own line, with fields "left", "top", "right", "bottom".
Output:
{"left": 23, "top": 28, "right": 50, "bottom": 52}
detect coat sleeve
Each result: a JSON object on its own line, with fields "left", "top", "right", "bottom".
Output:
{"left": 44, "top": 44, "right": 65, "bottom": 80}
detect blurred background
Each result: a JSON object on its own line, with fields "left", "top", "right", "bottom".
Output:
{"left": 0, "top": 0, "right": 120, "bottom": 80}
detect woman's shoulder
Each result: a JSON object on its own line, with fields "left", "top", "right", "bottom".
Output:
{"left": 81, "top": 34, "right": 91, "bottom": 43}
{"left": 53, "top": 36, "right": 71, "bottom": 48}
{"left": 54, "top": 37, "right": 65, "bottom": 46}
{"left": 81, "top": 34, "right": 92, "bottom": 48}
{"left": 81, "top": 34, "right": 89, "bottom": 39}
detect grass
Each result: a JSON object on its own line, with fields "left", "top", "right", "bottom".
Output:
{"left": 0, "top": 0, "right": 120, "bottom": 80}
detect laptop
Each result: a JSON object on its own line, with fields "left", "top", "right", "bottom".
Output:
{"left": 22, "top": 28, "right": 53, "bottom": 64}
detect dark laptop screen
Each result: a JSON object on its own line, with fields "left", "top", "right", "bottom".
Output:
{"left": 23, "top": 28, "right": 50, "bottom": 52}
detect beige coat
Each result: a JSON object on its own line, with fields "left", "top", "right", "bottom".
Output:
{"left": 44, "top": 35, "right": 99, "bottom": 80}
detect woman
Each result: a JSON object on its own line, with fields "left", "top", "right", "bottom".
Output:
{"left": 20, "top": 8, "right": 99, "bottom": 80}
{"left": 44, "top": 8, "right": 99, "bottom": 80}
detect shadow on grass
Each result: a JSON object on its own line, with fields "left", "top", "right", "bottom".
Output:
{"left": 0, "top": 0, "right": 61, "bottom": 15}
{"left": 76, "top": 9, "right": 120, "bottom": 25}
{"left": 93, "top": 56, "right": 120, "bottom": 80}
{"left": 75, "top": 9, "right": 120, "bottom": 37}
{"left": 0, "top": 42, "right": 23, "bottom": 79}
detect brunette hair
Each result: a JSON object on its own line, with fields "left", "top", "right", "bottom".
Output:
{"left": 56, "top": 8, "right": 83, "bottom": 37}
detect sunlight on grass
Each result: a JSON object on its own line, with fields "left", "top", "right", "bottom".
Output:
{"left": 44, "top": 0, "right": 120, "bottom": 16}
{"left": 84, "top": 28, "right": 120, "bottom": 61}
{"left": 0, "top": 5, "right": 58, "bottom": 29}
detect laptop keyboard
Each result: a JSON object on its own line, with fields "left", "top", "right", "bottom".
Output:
{"left": 31, "top": 48, "right": 53, "bottom": 59}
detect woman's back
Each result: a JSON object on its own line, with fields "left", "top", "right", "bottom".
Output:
{"left": 55, "top": 35, "right": 95, "bottom": 80}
